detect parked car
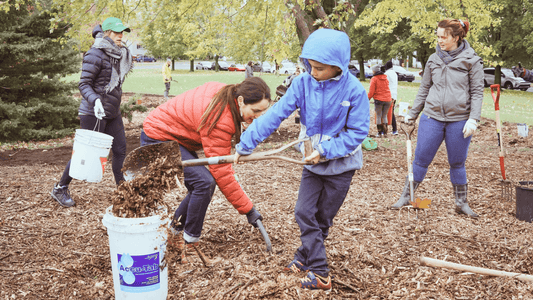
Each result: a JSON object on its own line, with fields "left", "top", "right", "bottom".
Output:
{"left": 251, "top": 62, "right": 274, "bottom": 73}
{"left": 136, "top": 55, "right": 157, "bottom": 62}
{"left": 392, "top": 65, "right": 415, "bottom": 82}
{"left": 348, "top": 63, "right": 360, "bottom": 78}
{"left": 484, "top": 68, "right": 531, "bottom": 91}
{"left": 229, "top": 64, "right": 246, "bottom": 72}
{"left": 279, "top": 62, "right": 297, "bottom": 75}
{"left": 364, "top": 65, "right": 373, "bottom": 78}
{"left": 210, "top": 61, "right": 230, "bottom": 71}
{"left": 195, "top": 61, "right": 211, "bottom": 70}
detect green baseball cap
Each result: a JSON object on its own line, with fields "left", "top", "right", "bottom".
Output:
{"left": 102, "top": 17, "right": 130, "bottom": 33}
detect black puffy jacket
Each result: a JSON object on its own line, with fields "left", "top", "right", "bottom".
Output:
{"left": 78, "top": 25, "right": 123, "bottom": 119}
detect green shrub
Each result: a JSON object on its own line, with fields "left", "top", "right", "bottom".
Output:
{"left": 121, "top": 94, "right": 148, "bottom": 123}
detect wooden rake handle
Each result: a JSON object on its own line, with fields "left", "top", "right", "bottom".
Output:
{"left": 181, "top": 139, "right": 313, "bottom": 167}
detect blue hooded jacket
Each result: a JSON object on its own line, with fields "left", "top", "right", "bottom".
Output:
{"left": 236, "top": 28, "right": 370, "bottom": 175}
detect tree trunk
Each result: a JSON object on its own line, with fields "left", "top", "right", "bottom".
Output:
{"left": 190, "top": 59, "right": 194, "bottom": 72}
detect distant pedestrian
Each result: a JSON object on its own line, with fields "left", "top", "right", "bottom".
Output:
{"left": 163, "top": 57, "right": 172, "bottom": 100}
{"left": 391, "top": 18, "right": 483, "bottom": 218}
{"left": 51, "top": 17, "right": 132, "bottom": 207}
{"left": 384, "top": 60, "right": 399, "bottom": 135}
{"left": 367, "top": 64, "right": 392, "bottom": 137}
{"left": 245, "top": 61, "right": 253, "bottom": 79}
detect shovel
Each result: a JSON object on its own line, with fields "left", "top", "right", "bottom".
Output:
{"left": 123, "top": 138, "right": 312, "bottom": 180}
{"left": 400, "top": 119, "right": 417, "bottom": 205}
{"left": 122, "top": 138, "right": 313, "bottom": 253}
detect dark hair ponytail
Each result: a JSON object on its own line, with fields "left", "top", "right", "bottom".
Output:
{"left": 199, "top": 77, "right": 271, "bottom": 143}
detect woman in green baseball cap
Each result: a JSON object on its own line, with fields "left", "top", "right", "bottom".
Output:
{"left": 50, "top": 17, "right": 133, "bottom": 208}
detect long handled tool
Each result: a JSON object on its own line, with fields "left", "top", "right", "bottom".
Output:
{"left": 490, "top": 84, "right": 512, "bottom": 201}
{"left": 123, "top": 138, "right": 311, "bottom": 253}
{"left": 123, "top": 139, "right": 312, "bottom": 180}
{"left": 490, "top": 84, "right": 506, "bottom": 180}
{"left": 400, "top": 120, "right": 417, "bottom": 206}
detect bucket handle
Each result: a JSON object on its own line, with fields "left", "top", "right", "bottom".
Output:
{"left": 93, "top": 118, "right": 102, "bottom": 132}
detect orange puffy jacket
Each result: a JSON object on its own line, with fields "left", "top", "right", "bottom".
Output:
{"left": 143, "top": 82, "right": 252, "bottom": 214}
{"left": 367, "top": 74, "right": 392, "bottom": 102}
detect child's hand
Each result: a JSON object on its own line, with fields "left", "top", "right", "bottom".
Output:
{"left": 234, "top": 152, "right": 242, "bottom": 164}
{"left": 304, "top": 150, "right": 320, "bottom": 164}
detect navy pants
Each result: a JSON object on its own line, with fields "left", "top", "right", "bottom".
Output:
{"left": 293, "top": 168, "right": 355, "bottom": 277}
{"left": 413, "top": 114, "right": 471, "bottom": 185}
{"left": 59, "top": 115, "right": 126, "bottom": 186}
{"left": 140, "top": 131, "right": 216, "bottom": 243}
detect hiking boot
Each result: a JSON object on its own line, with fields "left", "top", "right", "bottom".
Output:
{"left": 50, "top": 184, "right": 75, "bottom": 207}
{"left": 391, "top": 176, "right": 420, "bottom": 209}
{"left": 299, "top": 271, "right": 332, "bottom": 291}
{"left": 284, "top": 259, "right": 308, "bottom": 273}
{"left": 181, "top": 242, "right": 222, "bottom": 267}
{"left": 453, "top": 184, "right": 479, "bottom": 218}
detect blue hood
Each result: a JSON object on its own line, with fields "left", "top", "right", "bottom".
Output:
{"left": 300, "top": 28, "right": 350, "bottom": 77}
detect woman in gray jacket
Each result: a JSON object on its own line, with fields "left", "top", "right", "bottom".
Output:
{"left": 391, "top": 19, "right": 483, "bottom": 217}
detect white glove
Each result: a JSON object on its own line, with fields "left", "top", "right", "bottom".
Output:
{"left": 463, "top": 118, "right": 477, "bottom": 138}
{"left": 94, "top": 98, "right": 105, "bottom": 120}
{"left": 403, "top": 115, "right": 414, "bottom": 124}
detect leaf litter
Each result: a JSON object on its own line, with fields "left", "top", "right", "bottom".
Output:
{"left": 0, "top": 93, "right": 533, "bottom": 299}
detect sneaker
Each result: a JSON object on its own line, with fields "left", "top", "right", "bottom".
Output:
{"left": 50, "top": 184, "right": 75, "bottom": 207}
{"left": 392, "top": 131, "right": 399, "bottom": 135}
{"left": 284, "top": 259, "right": 308, "bottom": 273}
{"left": 299, "top": 271, "right": 332, "bottom": 291}
{"left": 181, "top": 242, "right": 222, "bottom": 267}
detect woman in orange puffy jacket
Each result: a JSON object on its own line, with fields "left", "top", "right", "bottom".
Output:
{"left": 367, "top": 64, "right": 392, "bottom": 137}
{"left": 142, "top": 77, "right": 271, "bottom": 264}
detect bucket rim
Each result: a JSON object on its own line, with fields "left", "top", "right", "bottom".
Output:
{"left": 102, "top": 206, "right": 169, "bottom": 227}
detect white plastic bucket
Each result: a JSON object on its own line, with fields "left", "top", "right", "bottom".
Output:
{"left": 69, "top": 129, "right": 113, "bottom": 183}
{"left": 102, "top": 206, "right": 169, "bottom": 300}
{"left": 517, "top": 123, "right": 529, "bottom": 137}
{"left": 398, "top": 102, "right": 409, "bottom": 117}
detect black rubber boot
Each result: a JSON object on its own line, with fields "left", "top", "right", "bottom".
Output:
{"left": 391, "top": 176, "right": 420, "bottom": 209}
{"left": 453, "top": 184, "right": 479, "bottom": 218}
{"left": 376, "top": 124, "right": 383, "bottom": 137}
{"left": 383, "top": 123, "right": 388, "bottom": 138}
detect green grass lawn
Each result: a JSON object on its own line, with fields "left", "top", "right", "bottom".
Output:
{"left": 63, "top": 69, "right": 533, "bottom": 124}
{"left": 359, "top": 81, "right": 533, "bottom": 125}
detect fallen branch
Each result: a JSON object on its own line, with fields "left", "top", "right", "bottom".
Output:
{"left": 420, "top": 257, "right": 533, "bottom": 283}
{"left": 332, "top": 278, "right": 359, "bottom": 292}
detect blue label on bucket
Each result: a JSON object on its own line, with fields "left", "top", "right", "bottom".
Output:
{"left": 117, "top": 252, "right": 160, "bottom": 293}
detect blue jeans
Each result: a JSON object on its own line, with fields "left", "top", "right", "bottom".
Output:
{"left": 413, "top": 114, "right": 471, "bottom": 185}
{"left": 293, "top": 168, "right": 355, "bottom": 277}
{"left": 59, "top": 115, "right": 126, "bottom": 186}
{"left": 140, "top": 131, "right": 216, "bottom": 243}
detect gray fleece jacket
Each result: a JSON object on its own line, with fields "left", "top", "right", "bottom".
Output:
{"left": 408, "top": 44, "right": 484, "bottom": 122}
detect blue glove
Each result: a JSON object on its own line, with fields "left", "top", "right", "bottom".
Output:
{"left": 246, "top": 207, "right": 263, "bottom": 228}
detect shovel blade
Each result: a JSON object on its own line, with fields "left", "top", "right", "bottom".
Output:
{"left": 123, "top": 141, "right": 182, "bottom": 181}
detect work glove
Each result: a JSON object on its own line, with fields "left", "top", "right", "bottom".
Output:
{"left": 246, "top": 207, "right": 263, "bottom": 228}
{"left": 462, "top": 118, "right": 477, "bottom": 138}
{"left": 94, "top": 99, "right": 105, "bottom": 120}
{"left": 403, "top": 115, "right": 414, "bottom": 124}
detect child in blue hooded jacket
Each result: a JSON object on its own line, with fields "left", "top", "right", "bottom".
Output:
{"left": 235, "top": 28, "right": 370, "bottom": 290}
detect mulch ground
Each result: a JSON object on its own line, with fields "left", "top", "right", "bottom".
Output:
{"left": 1, "top": 92, "right": 533, "bottom": 299}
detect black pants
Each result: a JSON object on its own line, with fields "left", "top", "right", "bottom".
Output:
{"left": 391, "top": 99, "right": 397, "bottom": 132}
